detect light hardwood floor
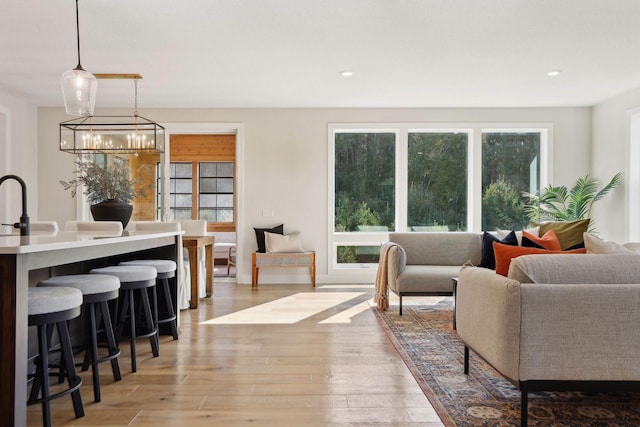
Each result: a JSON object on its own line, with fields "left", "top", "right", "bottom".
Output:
{"left": 27, "top": 281, "right": 444, "bottom": 426}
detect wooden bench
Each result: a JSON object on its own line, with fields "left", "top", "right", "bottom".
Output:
{"left": 251, "top": 251, "right": 316, "bottom": 288}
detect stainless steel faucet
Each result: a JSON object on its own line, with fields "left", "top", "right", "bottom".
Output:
{"left": 0, "top": 174, "right": 30, "bottom": 236}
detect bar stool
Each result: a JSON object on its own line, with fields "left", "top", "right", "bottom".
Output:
{"left": 90, "top": 265, "right": 158, "bottom": 372}
{"left": 119, "top": 259, "right": 179, "bottom": 340}
{"left": 38, "top": 274, "right": 122, "bottom": 402}
{"left": 28, "top": 286, "right": 84, "bottom": 427}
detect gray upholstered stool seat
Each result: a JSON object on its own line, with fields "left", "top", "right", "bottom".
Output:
{"left": 120, "top": 259, "right": 179, "bottom": 340}
{"left": 90, "top": 265, "right": 157, "bottom": 284}
{"left": 90, "top": 265, "right": 159, "bottom": 372}
{"left": 28, "top": 287, "right": 84, "bottom": 427}
{"left": 29, "top": 286, "right": 83, "bottom": 317}
{"left": 39, "top": 274, "right": 122, "bottom": 403}
{"left": 120, "top": 259, "right": 176, "bottom": 275}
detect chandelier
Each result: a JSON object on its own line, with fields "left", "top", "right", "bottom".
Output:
{"left": 59, "top": 74, "right": 165, "bottom": 154}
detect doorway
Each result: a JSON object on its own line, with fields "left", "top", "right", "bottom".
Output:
{"left": 161, "top": 123, "right": 245, "bottom": 283}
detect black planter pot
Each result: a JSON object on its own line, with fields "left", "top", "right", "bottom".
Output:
{"left": 90, "top": 200, "right": 133, "bottom": 228}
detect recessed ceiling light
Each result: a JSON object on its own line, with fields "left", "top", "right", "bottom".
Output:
{"left": 340, "top": 70, "right": 354, "bottom": 77}
{"left": 547, "top": 70, "right": 562, "bottom": 76}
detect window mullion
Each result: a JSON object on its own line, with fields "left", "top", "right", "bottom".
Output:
{"left": 192, "top": 162, "right": 199, "bottom": 219}
{"left": 469, "top": 128, "right": 482, "bottom": 232}
{"left": 397, "top": 128, "right": 408, "bottom": 232}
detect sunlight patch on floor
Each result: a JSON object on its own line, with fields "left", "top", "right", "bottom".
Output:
{"left": 317, "top": 284, "right": 374, "bottom": 289}
{"left": 318, "top": 300, "right": 371, "bottom": 324}
{"left": 200, "top": 292, "right": 366, "bottom": 324}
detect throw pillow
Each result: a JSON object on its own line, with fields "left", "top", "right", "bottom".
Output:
{"left": 623, "top": 242, "right": 640, "bottom": 253}
{"left": 565, "top": 240, "right": 586, "bottom": 250}
{"left": 493, "top": 242, "right": 586, "bottom": 276}
{"left": 522, "top": 229, "right": 562, "bottom": 251}
{"left": 496, "top": 226, "right": 540, "bottom": 245}
{"left": 534, "top": 219, "right": 590, "bottom": 250}
{"left": 583, "top": 232, "right": 633, "bottom": 254}
{"left": 254, "top": 224, "right": 284, "bottom": 253}
{"left": 264, "top": 231, "right": 305, "bottom": 253}
{"left": 478, "top": 230, "right": 518, "bottom": 270}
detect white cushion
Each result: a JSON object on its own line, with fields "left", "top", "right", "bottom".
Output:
{"left": 623, "top": 242, "right": 640, "bottom": 253}
{"left": 39, "top": 274, "right": 120, "bottom": 295}
{"left": 583, "top": 232, "right": 632, "bottom": 254}
{"left": 264, "top": 231, "right": 304, "bottom": 253}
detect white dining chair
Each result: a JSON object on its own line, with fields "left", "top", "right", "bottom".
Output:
{"left": 9, "top": 220, "right": 59, "bottom": 235}
{"left": 76, "top": 221, "right": 123, "bottom": 236}
{"left": 177, "top": 220, "right": 208, "bottom": 302}
{"left": 135, "top": 221, "right": 190, "bottom": 310}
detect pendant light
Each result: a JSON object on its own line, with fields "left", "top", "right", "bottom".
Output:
{"left": 61, "top": 0, "right": 97, "bottom": 116}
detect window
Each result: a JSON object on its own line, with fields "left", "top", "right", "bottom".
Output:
{"left": 408, "top": 132, "right": 468, "bottom": 232}
{"left": 329, "top": 124, "right": 550, "bottom": 271}
{"left": 166, "top": 134, "right": 236, "bottom": 232}
{"left": 198, "top": 162, "right": 234, "bottom": 223}
{"left": 481, "top": 132, "right": 540, "bottom": 231}
{"left": 167, "top": 163, "right": 192, "bottom": 220}
{"left": 334, "top": 132, "right": 396, "bottom": 233}
{"left": 165, "top": 161, "right": 235, "bottom": 225}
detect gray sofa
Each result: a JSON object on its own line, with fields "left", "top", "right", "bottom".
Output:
{"left": 385, "top": 232, "right": 482, "bottom": 314}
{"left": 456, "top": 253, "right": 640, "bottom": 425}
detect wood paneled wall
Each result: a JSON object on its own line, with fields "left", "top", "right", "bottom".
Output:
{"left": 170, "top": 134, "right": 235, "bottom": 162}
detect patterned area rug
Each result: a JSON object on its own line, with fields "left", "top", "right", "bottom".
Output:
{"left": 372, "top": 298, "right": 640, "bottom": 427}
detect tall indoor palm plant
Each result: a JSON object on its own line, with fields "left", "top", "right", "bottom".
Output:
{"left": 524, "top": 173, "right": 622, "bottom": 226}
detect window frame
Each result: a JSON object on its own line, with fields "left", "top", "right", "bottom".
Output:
{"left": 165, "top": 160, "right": 236, "bottom": 232}
{"left": 328, "top": 123, "right": 553, "bottom": 274}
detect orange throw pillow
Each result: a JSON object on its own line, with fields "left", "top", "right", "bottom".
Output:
{"left": 492, "top": 242, "right": 587, "bottom": 276}
{"left": 522, "top": 229, "right": 562, "bottom": 251}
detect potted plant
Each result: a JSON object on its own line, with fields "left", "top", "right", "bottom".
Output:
{"left": 523, "top": 172, "right": 622, "bottom": 230}
{"left": 60, "top": 155, "right": 150, "bottom": 227}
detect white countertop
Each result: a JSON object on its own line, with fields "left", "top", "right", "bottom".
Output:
{"left": 0, "top": 230, "right": 182, "bottom": 255}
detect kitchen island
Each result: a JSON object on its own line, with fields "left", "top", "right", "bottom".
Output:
{"left": 0, "top": 230, "right": 181, "bottom": 427}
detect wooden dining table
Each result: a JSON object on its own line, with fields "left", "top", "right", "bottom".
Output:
{"left": 182, "top": 235, "right": 214, "bottom": 309}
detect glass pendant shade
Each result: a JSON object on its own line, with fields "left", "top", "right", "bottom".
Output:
{"left": 61, "top": 66, "right": 98, "bottom": 116}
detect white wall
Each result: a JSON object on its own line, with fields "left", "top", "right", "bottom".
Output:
{"left": 0, "top": 90, "right": 38, "bottom": 232}
{"left": 37, "top": 106, "right": 591, "bottom": 283}
{"left": 592, "top": 87, "right": 640, "bottom": 242}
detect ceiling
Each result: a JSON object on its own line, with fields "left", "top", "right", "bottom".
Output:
{"left": 2, "top": 0, "right": 640, "bottom": 109}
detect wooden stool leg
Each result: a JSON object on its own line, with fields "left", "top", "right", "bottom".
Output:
{"left": 57, "top": 321, "right": 84, "bottom": 419}
{"left": 88, "top": 303, "right": 101, "bottom": 402}
{"left": 37, "top": 324, "right": 52, "bottom": 427}
{"left": 99, "top": 300, "right": 121, "bottom": 381}
{"left": 161, "top": 278, "right": 179, "bottom": 340}
{"left": 140, "top": 289, "right": 160, "bottom": 357}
